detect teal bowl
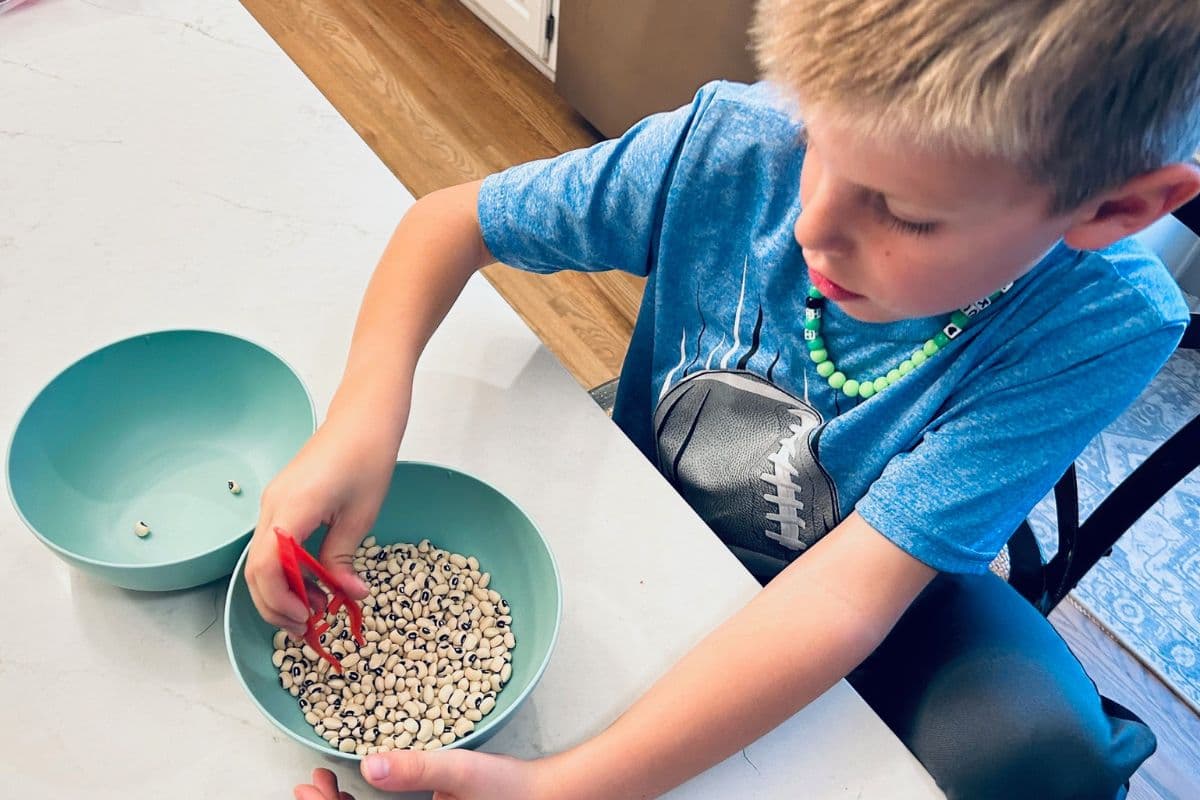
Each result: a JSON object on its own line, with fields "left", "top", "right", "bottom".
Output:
{"left": 225, "top": 461, "right": 562, "bottom": 759}
{"left": 6, "top": 330, "right": 315, "bottom": 591}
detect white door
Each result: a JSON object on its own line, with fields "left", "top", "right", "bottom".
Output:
{"left": 467, "top": 0, "right": 551, "bottom": 59}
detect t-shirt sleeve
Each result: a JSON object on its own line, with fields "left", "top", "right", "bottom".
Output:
{"left": 854, "top": 293, "right": 1188, "bottom": 574}
{"left": 476, "top": 83, "right": 721, "bottom": 277}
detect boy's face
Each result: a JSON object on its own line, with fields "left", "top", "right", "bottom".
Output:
{"left": 795, "top": 114, "right": 1073, "bottom": 323}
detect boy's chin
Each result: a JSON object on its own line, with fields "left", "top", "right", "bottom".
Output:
{"left": 829, "top": 296, "right": 904, "bottom": 323}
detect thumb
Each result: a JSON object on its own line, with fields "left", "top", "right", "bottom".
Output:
{"left": 318, "top": 513, "right": 372, "bottom": 599}
{"left": 360, "top": 750, "right": 475, "bottom": 796}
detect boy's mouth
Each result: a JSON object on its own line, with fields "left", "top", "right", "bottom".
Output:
{"left": 808, "top": 266, "right": 864, "bottom": 302}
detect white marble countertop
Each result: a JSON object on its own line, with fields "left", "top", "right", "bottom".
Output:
{"left": 0, "top": 1, "right": 942, "bottom": 797}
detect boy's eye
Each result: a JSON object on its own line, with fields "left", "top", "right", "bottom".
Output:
{"left": 872, "top": 194, "right": 937, "bottom": 236}
{"left": 886, "top": 215, "right": 937, "bottom": 236}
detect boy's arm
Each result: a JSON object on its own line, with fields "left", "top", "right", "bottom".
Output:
{"left": 246, "top": 179, "right": 493, "bottom": 630}
{"left": 326, "top": 178, "right": 492, "bottom": 442}
{"left": 355, "top": 512, "right": 935, "bottom": 798}
{"left": 543, "top": 511, "right": 936, "bottom": 799}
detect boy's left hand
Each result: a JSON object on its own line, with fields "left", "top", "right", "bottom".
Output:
{"left": 294, "top": 750, "right": 545, "bottom": 800}
{"left": 294, "top": 768, "right": 353, "bottom": 800}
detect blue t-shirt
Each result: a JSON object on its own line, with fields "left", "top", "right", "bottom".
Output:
{"left": 477, "top": 80, "right": 1189, "bottom": 579}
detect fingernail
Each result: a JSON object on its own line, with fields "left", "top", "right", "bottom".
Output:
{"left": 363, "top": 755, "right": 389, "bottom": 781}
{"left": 347, "top": 575, "right": 369, "bottom": 595}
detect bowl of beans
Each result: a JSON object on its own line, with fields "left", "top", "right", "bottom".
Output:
{"left": 6, "top": 329, "right": 315, "bottom": 591}
{"left": 224, "top": 461, "right": 562, "bottom": 758}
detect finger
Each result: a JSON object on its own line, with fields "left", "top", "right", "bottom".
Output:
{"left": 305, "top": 579, "right": 329, "bottom": 615}
{"left": 360, "top": 750, "right": 475, "bottom": 795}
{"left": 312, "top": 768, "right": 340, "bottom": 796}
{"left": 293, "top": 786, "right": 327, "bottom": 800}
{"left": 253, "top": 513, "right": 326, "bottom": 632}
{"left": 246, "top": 531, "right": 310, "bottom": 636}
{"left": 318, "top": 514, "right": 373, "bottom": 599}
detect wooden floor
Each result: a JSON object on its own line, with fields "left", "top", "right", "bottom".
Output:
{"left": 241, "top": 1, "right": 1199, "bottom": 797}
{"left": 240, "top": 0, "right": 640, "bottom": 391}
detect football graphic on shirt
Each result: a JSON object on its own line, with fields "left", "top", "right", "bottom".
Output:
{"left": 654, "top": 370, "right": 840, "bottom": 580}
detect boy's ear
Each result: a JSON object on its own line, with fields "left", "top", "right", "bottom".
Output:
{"left": 1063, "top": 161, "right": 1200, "bottom": 251}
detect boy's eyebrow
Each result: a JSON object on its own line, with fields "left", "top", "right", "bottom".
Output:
{"left": 804, "top": 124, "right": 986, "bottom": 220}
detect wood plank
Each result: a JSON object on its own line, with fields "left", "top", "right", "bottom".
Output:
{"left": 240, "top": 0, "right": 642, "bottom": 386}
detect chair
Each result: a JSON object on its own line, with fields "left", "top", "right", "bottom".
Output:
{"left": 1005, "top": 194, "right": 1200, "bottom": 615}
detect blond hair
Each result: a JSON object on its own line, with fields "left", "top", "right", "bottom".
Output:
{"left": 752, "top": 0, "right": 1200, "bottom": 212}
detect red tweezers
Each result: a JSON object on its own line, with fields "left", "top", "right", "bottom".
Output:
{"left": 275, "top": 527, "right": 365, "bottom": 673}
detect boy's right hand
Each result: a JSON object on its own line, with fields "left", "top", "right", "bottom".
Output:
{"left": 245, "top": 419, "right": 397, "bottom": 635}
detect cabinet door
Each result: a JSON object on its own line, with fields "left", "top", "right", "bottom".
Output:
{"left": 469, "top": 0, "right": 550, "bottom": 58}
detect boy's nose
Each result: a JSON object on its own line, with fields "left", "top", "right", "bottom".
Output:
{"left": 793, "top": 205, "right": 853, "bottom": 258}
{"left": 794, "top": 179, "right": 855, "bottom": 257}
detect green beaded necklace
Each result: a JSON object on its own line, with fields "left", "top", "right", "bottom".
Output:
{"left": 803, "top": 282, "right": 1013, "bottom": 399}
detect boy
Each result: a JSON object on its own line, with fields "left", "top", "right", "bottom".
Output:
{"left": 260, "top": 1, "right": 1200, "bottom": 797}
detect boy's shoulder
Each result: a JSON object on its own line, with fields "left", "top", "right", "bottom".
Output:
{"left": 697, "top": 80, "right": 798, "bottom": 115}
{"left": 1070, "top": 237, "right": 1191, "bottom": 329}
{"left": 683, "top": 80, "right": 803, "bottom": 144}
{"left": 691, "top": 80, "right": 801, "bottom": 130}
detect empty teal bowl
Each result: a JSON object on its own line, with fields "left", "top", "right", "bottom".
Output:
{"left": 6, "top": 330, "right": 315, "bottom": 591}
{"left": 225, "top": 461, "right": 562, "bottom": 759}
